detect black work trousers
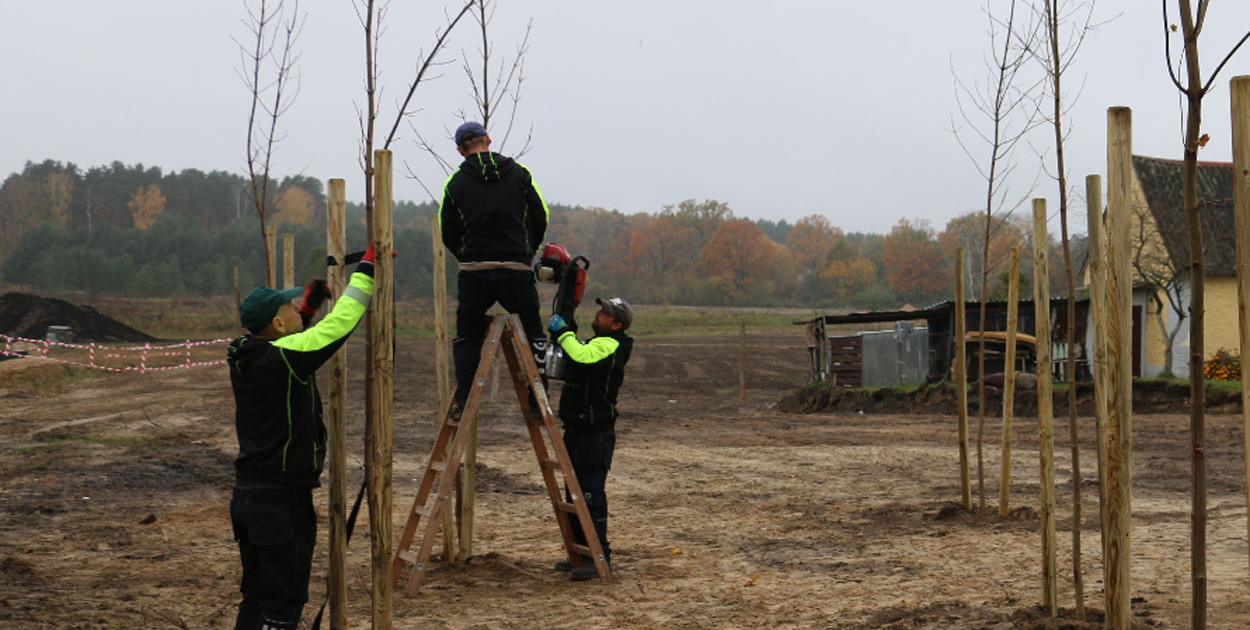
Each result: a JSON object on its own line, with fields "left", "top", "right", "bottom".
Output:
{"left": 562, "top": 429, "right": 615, "bottom": 560}
{"left": 230, "top": 484, "right": 316, "bottom": 630}
{"left": 452, "top": 269, "right": 546, "bottom": 404}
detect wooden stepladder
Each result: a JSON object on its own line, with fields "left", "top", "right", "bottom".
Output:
{"left": 391, "top": 313, "right": 612, "bottom": 594}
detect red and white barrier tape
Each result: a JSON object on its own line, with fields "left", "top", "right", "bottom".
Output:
{"left": 0, "top": 334, "right": 231, "bottom": 373}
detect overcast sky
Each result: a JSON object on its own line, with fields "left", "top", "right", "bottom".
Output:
{"left": 3, "top": 2, "right": 1248, "bottom": 236}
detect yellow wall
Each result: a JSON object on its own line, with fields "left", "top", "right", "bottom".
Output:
{"left": 1205, "top": 276, "right": 1242, "bottom": 359}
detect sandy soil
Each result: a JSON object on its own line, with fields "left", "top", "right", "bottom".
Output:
{"left": 2, "top": 331, "right": 1249, "bottom": 629}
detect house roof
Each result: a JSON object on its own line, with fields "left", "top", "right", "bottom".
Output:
{"left": 1133, "top": 155, "right": 1236, "bottom": 276}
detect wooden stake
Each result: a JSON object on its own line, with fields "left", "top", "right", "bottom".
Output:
{"left": 325, "top": 178, "right": 348, "bottom": 630}
{"left": 233, "top": 266, "right": 241, "bottom": 313}
{"left": 429, "top": 216, "right": 461, "bottom": 562}
{"left": 283, "top": 233, "right": 295, "bottom": 289}
{"left": 739, "top": 321, "right": 748, "bottom": 406}
{"left": 265, "top": 225, "right": 276, "bottom": 288}
{"left": 1032, "top": 199, "right": 1058, "bottom": 615}
{"left": 1104, "top": 106, "right": 1134, "bottom": 630}
{"left": 368, "top": 150, "right": 395, "bottom": 630}
{"left": 954, "top": 249, "right": 970, "bottom": 510}
{"left": 1086, "top": 173, "right": 1109, "bottom": 570}
{"left": 1000, "top": 247, "right": 1020, "bottom": 516}
{"left": 1230, "top": 75, "right": 1250, "bottom": 572}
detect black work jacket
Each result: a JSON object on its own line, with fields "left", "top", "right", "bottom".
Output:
{"left": 227, "top": 272, "right": 373, "bottom": 487}
{"left": 555, "top": 329, "right": 633, "bottom": 434}
{"left": 439, "top": 151, "right": 549, "bottom": 264}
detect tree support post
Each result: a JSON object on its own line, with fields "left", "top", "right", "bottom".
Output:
{"left": 1104, "top": 106, "right": 1134, "bottom": 630}
{"left": 1032, "top": 199, "right": 1057, "bottom": 616}
{"left": 954, "top": 248, "right": 970, "bottom": 510}
{"left": 999, "top": 247, "right": 1020, "bottom": 516}
{"left": 1229, "top": 75, "right": 1250, "bottom": 572}
{"left": 368, "top": 150, "right": 395, "bottom": 630}
{"left": 325, "top": 178, "right": 348, "bottom": 630}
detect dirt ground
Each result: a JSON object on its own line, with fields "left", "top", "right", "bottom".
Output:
{"left": 2, "top": 330, "right": 1250, "bottom": 629}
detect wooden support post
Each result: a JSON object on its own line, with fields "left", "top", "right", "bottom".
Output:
{"left": 1086, "top": 173, "right": 1109, "bottom": 572}
{"left": 265, "top": 225, "right": 277, "bottom": 288}
{"left": 954, "top": 248, "right": 970, "bottom": 510}
{"left": 233, "top": 266, "right": 241, "bottom": 312}
{"left": 325, "top": 178, "right": 348, "bottom": 630}
{"left": 429, "top": 217, "right": 461, "bottom": 561}
{"left": 1104, "top": 106, "right": 1134, "bottom": 630}
{"left": 368, "top": 150, "right": 395, "bottom": 630}
{"left": 739, "top": 321, "right": 748, "bottom": 406}
{"left": 1000, "top": 247, "right": 1020, "bottom": 516}
{"left": 1230, "top": 75, "right": 1250, "bottom": 572}
{"left": 1032, "top": 199, "right": 1058, "bottom": 616}
{"left": 283, "top": 233, "right": 295, "bottom": 289}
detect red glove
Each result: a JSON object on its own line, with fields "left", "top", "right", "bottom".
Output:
{"left": 361, "top": 243, "right": 376, "bottom": 264}
{"left": 298, "top": 278, "right": 332, "bottom": 316}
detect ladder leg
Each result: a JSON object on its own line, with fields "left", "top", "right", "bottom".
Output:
{"left": 503, "top": 320, "right": 613, "bottom": 584}
{"left": 392, "top": 316, "right": 506, "bottom": 592}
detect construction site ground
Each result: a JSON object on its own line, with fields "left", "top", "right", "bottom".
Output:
{"left": 3, "top": 329, "right": 1250, "bottom": 629}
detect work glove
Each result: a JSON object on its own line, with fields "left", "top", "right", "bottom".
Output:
{"left": 356, "top": 243, "right": 376, "bottom": 277}
{"left": 298, "top": 278, "right": 332, "bottom": 316}
{"left": 547, "top": 314, "right": 570, "bottom": 336}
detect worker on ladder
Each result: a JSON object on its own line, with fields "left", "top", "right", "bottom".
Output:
{"left": 439, "top": 120, "right": 550, "bottom": 419}
{"left": 547, "top": 297, "right": 635, "bottom": 581}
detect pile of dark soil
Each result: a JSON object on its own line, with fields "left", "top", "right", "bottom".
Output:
{"left": 0, "top": 293, "right": 156, "bottom": 343}
{"left": 778, "top": 377, "right": 1240, "bottom": 415}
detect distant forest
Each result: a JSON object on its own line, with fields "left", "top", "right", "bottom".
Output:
{"left": 0, "top": 159, "right": 1079, "bottom": 307}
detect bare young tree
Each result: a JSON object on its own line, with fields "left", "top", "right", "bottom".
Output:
{"left": 950, "top": 0, "right": 1041, "bottom": 512}
{"left": 1027, "top": 0, "right": 1101, "bottom": 619}
{"left": 1161, "top": 2, "right": 1250, "bottom": 626}
{"left": 1130, "top": 201, "right": 1188, "bottom": 376}
{"left": 238, "top": 0, "right": 304, "bottom": 285}
{"left": 406, "top": 0, "right": 532, "bottom": 198}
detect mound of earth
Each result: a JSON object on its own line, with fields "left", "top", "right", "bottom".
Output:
{"left": 778, "top": 377, "right": 1240, "bottom": 415}
{"left": 0, "top": 292, "right": 157, "bottom": 343}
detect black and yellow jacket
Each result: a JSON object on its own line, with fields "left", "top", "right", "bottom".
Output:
{"left": 227, "top": 271, "right": 373, "bottom": 487}
{"left": 439, "top": 151, "right": 549, "bottom": 264}
{"left": 555, "top": 328, "right": 633, "bottom": 434}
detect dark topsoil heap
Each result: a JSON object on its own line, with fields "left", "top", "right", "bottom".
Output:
{"left": 0, "top": 293, "right": 156, "bottom": 343}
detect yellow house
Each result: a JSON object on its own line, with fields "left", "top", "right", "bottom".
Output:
{"left": 1129, "top": 155, "right": 1237, "bottom": 378}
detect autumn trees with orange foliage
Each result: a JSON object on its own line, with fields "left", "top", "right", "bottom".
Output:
{"left": 3, "top": 161, "right": 1058, "bottom": 307}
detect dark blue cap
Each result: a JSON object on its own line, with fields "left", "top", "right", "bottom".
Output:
{"left": 454, "top": 121, "right": 488, "bottom": 146}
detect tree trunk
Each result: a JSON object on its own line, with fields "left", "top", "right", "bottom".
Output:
{"left": 1177, "top": 2, "right": 1207, "bottom": 627}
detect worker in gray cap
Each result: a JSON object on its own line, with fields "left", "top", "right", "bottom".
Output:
{"left": 546, "top": 296, "right": 634, "bottom": 581}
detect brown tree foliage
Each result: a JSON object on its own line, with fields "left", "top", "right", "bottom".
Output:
{"left": 938, "top": 211, "right": 1028, "bottom": 297}
{"left": 625, "top": 214, "right": 700, "bottom": 283}
{"left": 786, "top": 214, "right": 840, "bottom": 275}
{"left": 698, "top": 219, "right": 776, "bottom": 304}
{"left": 883, "top": 218, "right": 950, "bottom": 300}
{"left": 270, "top": 185, "right": 315, "bottom": 226}
{"left": 128, "top": 184, "right": 166, "bottom": 230}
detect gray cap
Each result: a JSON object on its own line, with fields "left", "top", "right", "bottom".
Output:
{"left": 595, "top": 297, "right": 633, "bottom": 331}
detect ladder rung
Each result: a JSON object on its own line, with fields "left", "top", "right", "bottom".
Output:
{"left": 540, "top": 458, "right": 561, "bottom": 470}
{"left": 557, "top": 501, "right": 577, "bottom": 513}
{"left": 444, "top": 418, "right": 460, "bottom": 428}
{"left": 413, "top": 506, "right": 433, "bottom": 518}
{"left": 430, "top": 461, "right": 448, "bottom": 472}
{"left": 397, "top": 550, "right": 417, "bottom": 565}
{"left": 569, "top": 543, "right": 593, "bottom": 557}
